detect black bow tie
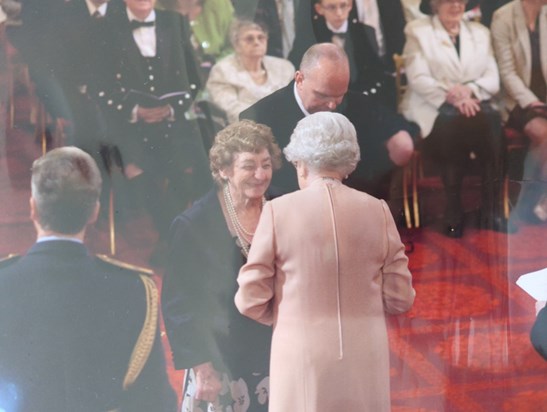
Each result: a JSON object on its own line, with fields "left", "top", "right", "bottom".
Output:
{"left": 333, "top": 32, "right": 347, "bottom": 39}
{"left": 130, "top": 20, "right": 155, "bottom": 30}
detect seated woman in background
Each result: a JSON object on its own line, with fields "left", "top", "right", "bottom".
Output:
{"left": 160, "top": 0, "right": 234, "bottom": 69}
{"left": 206, "top": 20, "right": 295, "bottom": 123}
{"left": 401, "top": 0, "right": 509, "bottom": 237}
{"left": 491, "top": 0, "right": 547, "bottom": 224}
{"left": 235, "top": 112, "right": 415, "bottom": 412}
{"left": 162, "top": 120, "right": 282, "bottom": 411}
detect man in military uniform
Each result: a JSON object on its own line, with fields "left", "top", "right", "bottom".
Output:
{"left": 0, "top": 147, "right": 177, "bottom": 411}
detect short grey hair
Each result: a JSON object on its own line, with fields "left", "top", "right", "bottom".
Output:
{"left": 299, "top": 43, "right": 349, "bottom": 75}
{"left": 31, "top": 146, "right": 102, "bottom": 234}
{"left": 229, "top": 19, "right": 267, "bottom": 49}
{"left": 284, "top": 112, "right": 360, "bottom": 176}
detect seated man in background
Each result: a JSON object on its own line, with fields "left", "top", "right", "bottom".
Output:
{"left": 0, "top": 147, "right": 176, "bottom": 412}
{"left": 241, "top": 43, "right": 415, "bottom": 209}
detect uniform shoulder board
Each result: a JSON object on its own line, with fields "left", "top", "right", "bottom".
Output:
{"left": 0, "top": 254, "right": 21, "bottom": 269}
{"left": 95, "top": 254, "right": 154, "bottom": 276}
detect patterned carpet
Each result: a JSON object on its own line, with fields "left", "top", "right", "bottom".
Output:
{"left": 1, "top": 85, "right": 547, "bottom": 412}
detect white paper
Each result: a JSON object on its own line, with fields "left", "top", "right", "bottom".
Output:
{"left": 517, "top": 268, "right": 547, "bottom": 301}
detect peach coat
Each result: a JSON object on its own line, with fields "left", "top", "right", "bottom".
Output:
{"left": 235, "top": 179, "right": 415, "bottom": 412}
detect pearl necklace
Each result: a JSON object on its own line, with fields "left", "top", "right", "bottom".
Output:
{"left": 223, "top": 184, "right": 265, "bottom": 257}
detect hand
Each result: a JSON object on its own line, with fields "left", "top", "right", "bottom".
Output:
{"left": 528, "top": 101, "right": 546, "bottom": 108}
{"left": 446, "top": 84, "right": 473, "bottom": 106}
{"left": 193, "top": 362, "right": 222, "bottom": 403}
{"left": 124, "top": 163, "right": 143, "bottom": 179}
{"left": 55, "top": 117, "right": 72, "bottom": 132}
{"left": 386, "top": 131, "right": 414, "bottom": 167}
{"left": 136, "top": 104, "right": 171, "bottom": 123}
{"left": 454, "top": 97, "right": 481, "bottom": 117}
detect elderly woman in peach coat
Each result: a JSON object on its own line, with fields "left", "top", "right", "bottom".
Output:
{"left": 235, "top": 112, "right": 415, "bottom": 412}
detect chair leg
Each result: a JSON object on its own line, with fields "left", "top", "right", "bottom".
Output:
{"left": 35, "top": 103, "right": 47, "bottom": 155}
{"left": 503, "top": 174, "right": 510, "bottom": 220}
{"left": 109, "top": 186, "right": 116, "bottom": 256}
{"left": 412, "top": 152, "right": 421, "bottom": 228}
{"left": 402, "top": 164, "right": 412, "bottom": 229}
{"left": 8, "top": 69, "right": 15, "bottom": 129}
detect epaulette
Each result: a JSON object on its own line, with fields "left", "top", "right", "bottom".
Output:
{"left": 95, "top": 254, "right": 154, "bottom": 276}
{"left": 0, "top": 254, "right": 21, "bottom": 269}
{"left": 96, "top": 254, "right": 158, "bottom": 388}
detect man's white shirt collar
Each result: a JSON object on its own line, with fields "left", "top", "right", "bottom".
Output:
{"left": 37, "top": 236, "right": 83, "bottom": 244}
{"left": 85, "top": 0, "right": 108, "bottom": 17}
{"left": 327, "top": 20, "right": 348, "bottom": 34}
{"left": 293, "top": 82, "right": 310, "bottom": 117}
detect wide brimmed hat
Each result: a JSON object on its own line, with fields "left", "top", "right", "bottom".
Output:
{"left": 419, "top": 0, "right": 479, "bottom": 15}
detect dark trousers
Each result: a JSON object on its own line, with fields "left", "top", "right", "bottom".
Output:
{"left": 421, "top": 102, "right": 505, "bottom": 222}
{"left": 120, "top": 120, "right": 213, "bottom": 238}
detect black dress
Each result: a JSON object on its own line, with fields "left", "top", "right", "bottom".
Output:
{"left": 162, "top": 189, "right": 272, "bottom": 411}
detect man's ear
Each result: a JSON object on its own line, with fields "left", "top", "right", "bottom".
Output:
{"left": 314, "top": 2, "right": 324, "bottom": 16}
{"left": 29, "top": 197, "right": 37, "bottom": 222}
{"left": 87, "top": 201, "right": 100, "bottom": 225}
{"left": 295, "top": 70, "right": 304, "bottom": 86}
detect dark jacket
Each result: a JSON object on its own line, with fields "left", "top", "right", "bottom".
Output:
{"left": 240, "top": 82, "right": 304, "bottom": 192}
{"left": 94, "top": 8, "right": 203, "bottom": 166}
{"left": 0, "top": 240, "right": 176, "bottom": 412}
{"left": 162, "top": 189, "right": 273, "bottom": 373}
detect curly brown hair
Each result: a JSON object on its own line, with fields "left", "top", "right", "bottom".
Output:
{"left": 209, "top": 120, "right": 282, "bottom": 186}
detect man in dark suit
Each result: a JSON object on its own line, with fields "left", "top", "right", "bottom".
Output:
{"left": 241, "top": 43, "right": 415, "bottom": 197}
{"left": 55, "top": 0, "right": 123, "bottom": 145}
{"left": 6, "top": 0, "right": 70, "bottom": 132}
{"left": 289, "top": 0, "right": 405, "bottom": 68}
{"left": 0, "top": 147, "right": 177, "bottom": 412}
{"left": 95, "top": 0, "right": 211, "bottom": 252}
{"left": 289, "top": 0, "right": 401, "bottom": 108}
{"left": 241, "top": 43, "right": 347, "bottom": 191}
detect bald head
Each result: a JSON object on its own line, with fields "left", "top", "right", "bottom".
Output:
{"left": 295, "top": 43, "right": 350, "bottom": 113}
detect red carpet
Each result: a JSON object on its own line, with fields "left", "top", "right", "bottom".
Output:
{"left": 1, "top": 71, "right": 546, "bottom": 412}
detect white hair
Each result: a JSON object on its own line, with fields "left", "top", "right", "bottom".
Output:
{"left": 284, "top": 112, "right": 360, "bottom": 176}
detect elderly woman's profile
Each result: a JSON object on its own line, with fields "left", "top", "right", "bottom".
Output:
{"left": 235, "top": 111, "right": 416, "bottom": 412}
{"left": 162, "top": 120, "right": 281, "bottom": 411}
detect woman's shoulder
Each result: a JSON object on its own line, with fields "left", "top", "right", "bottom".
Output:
{"left": 269, "top": 184, "right": 383, "bottom": 208}
{"left": 464, "top": 19, "right": 491, "bottom": 37}
{"left": 211, "top": 53, "right": 238, "bottom": 71}
{"left": 263, "top": 55, "right": 294, "bottom": 69}
{"left": 172, "top": 189, "right": 220, "bottom": 227}
{"left": 405, "top": 15, "right": 433, "bottom": 34}
{"left": 493, "top": 0, "right": 517, "bottom": 20}
{"left": 263, "top": 56, "right": 295, "bottom": 79}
